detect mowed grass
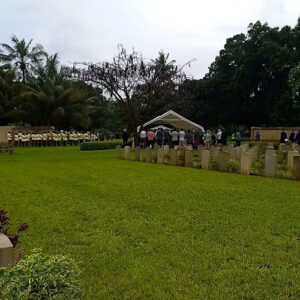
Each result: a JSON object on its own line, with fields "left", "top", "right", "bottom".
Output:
{"left": 0, "top": 147, "right": 300, "bottom": 299}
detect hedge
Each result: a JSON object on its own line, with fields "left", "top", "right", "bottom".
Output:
{"left": 80, "top": 139, "right": 132, "bottom": 151}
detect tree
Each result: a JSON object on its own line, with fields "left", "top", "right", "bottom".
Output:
{"left": 5, "top": 54, "right": 98, "bottom": 130}
{"left": 0, "top": 35, "right": 45, "bottom": 83}
{"left": 0, "top": 68, "right": 16, "bottom": 124}
{"left": 179, "top": 19, "right": 300, "bottom": 129}
{"left": 62, "top": 46, "right": 188, "bottom": 143}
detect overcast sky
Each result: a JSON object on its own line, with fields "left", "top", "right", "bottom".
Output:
{"left": 1, "top": 0, "right": 300, "bottom": 78}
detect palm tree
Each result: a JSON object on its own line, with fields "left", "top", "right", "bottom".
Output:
{"left": 6, "top": 54, "right": 98, "bottom": 129}
{"left": 0, "top": 35, "right": 46, "bottom": 83}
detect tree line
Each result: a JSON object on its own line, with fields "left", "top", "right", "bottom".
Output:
{"left": 1, "top": 19, "right": 300, "bottom": 136}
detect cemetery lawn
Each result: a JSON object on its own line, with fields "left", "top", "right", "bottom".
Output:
{"left": 1, "top": 147, "right": 300, "bottom": 299}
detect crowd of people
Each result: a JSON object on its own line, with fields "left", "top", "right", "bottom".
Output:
{"left": 7, "top": 131, "right": 105, "bottom": 147}
{"left": 122, "top": 128, "right": 242, "bottom": 148}
{"left": 279, "top": 129, "right": 300, "bottom": 145}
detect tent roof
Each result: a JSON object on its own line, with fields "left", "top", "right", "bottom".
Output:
{"left": 140, "top": 110, "right": 204, "bottom": 131}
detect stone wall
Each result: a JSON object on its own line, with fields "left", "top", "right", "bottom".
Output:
{"left": 250, "top": 127, "right": 300, "bottom": 142}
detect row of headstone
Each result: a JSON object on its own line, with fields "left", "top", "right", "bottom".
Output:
{"left": 116, "top": 144, "right": 300, "bottom": 181}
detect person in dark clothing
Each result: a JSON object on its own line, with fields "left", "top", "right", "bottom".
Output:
{"left": 199, "top": 132, "right": 204, "bottom": 145}
{"left": 280, "top": 129, "right": 287, "bottom": 144}
{"left": 122, "top": 129, "right": 129, "bottom": 147}
{"left": 163, "top": 130, "right": 170, "bottom": 146}
{"left": 156, "top": 129, "right": 163, "bottom": 147}
{"left": 255, "top": 131, "right": 260, "bottom": 141}
{"left": 221, "top": 130, "right": 228, "bottom": 145}
{"left": 186, "top": 130, "right": 193, "bottom": 146}
{"left": 296, "top": 130, "right": 300, "bottom": 145}
{"left": 289, "top": 130, "right": 295, "bottom": 143}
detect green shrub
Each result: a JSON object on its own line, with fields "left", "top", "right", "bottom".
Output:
{"left": 80, "top": 139, "right": 132, "bottom": 151}
{"left": 209, "top": 158, "right": 220, "bottom": 171}
{"left": 251, "top": 158, "right": 265, "bottom": 176}
{"left": 228, "top": 159, "right": 240, "bottom": 173}
{"left": 0, "top": 249, "right": 81, "bottom": 300}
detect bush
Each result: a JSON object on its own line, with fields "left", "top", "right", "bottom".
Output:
{"left": 228, "top": 159, "right": 240, "bottom": 173}
{"left": 80, "top": 139, "right": 132, "bottom": 151}
{"left": 0, "top": 250, "right": 81, "bottom": 300}
{"left": 210, "top": 158, "right": 220, "bottom": 171}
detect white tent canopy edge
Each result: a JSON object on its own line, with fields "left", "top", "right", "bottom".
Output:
{"left": 137, "top": 110, "right": 204, "bottom": 132}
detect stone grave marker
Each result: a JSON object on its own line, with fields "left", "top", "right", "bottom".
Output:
{"left": 145, "top": 148, "right": 151, "bottom": 163}
{"left": 184, "top": 150, "right": 193, "bottom": 168}
{"left": 202, "top": 150, "right": 210, "bottom": 170}
{"left": 170, "top": 149, "right": 178, "bottom": 166}
{"left": 287, "top": 150, "right": 298, "bottom": 169}
{"left": 197, "top": 145, "right": 203, "bottom": 162}
{"left": 134, "top": 147, "right": 141, "bottom": 161}
{"left": 163, "top": 145, "right": 169, "bottom": 155}
{"left": 0, "top": 234, "right": 13, "bottom": 267}
{"left": 229, "top": 148, "right": 237, "bottom": 160}
{"left": 219, "top": 152, "right": 230, "bottom": 171}
{"left": 241, "top": 144, "right": 249, "bottom": 153}
{"left": 124, "top": 146, "right": 130, "bottom": 160}
{"left": 157, "top": 148, "right": 164, "bottom": 164}
{"left": 293, "top": 155, "right": 300, "bottom": 181}
{"left": 266, "top": 149, "right": 275, "bottom": 157}
{"left": 240, "top": 152, "right": 253, "bottom": 175}
{"left": 265, "top": 154, "right": 277, "bottom": 177}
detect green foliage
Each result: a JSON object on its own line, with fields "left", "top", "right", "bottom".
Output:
{"left": 178, "top": 19, "right": 300, "bottom": 128}
{"left": 228, "top": 159, "right": 240, "bottom": 173}
{"left": 0, "top": 249, "right": 81, "bottom": 300}
{"left": 0, "top": 147, "right": 300, "bottom": 299}
{"left": 209, "top": 158, "right": 220, "bottom": 171}
{"left": 251, "top": 158, "right": 265, "bottom": 176}
{"left": 80, "top": 139, "right": 132, "bottom": 151}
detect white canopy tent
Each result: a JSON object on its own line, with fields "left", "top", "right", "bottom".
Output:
{"left": 138, "top": 110, "right": 204, "bottom": 132}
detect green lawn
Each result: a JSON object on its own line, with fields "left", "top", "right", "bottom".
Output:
{"left": 0, "top": 147, "right": 299, "bottom": 299}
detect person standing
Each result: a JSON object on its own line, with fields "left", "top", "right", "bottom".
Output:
{"left": 179, "top": 128, "right": 185, "bottom": 147}
{"left": 211, "top": 131, "right": 216, "bottom": 145}
{"left": 147, "top": 129, "right": 154, "bottom": 148}
{"left": 216, "top": 129, "right": 222, "bottom": 144}
{"left": 186, "top": 130, "right": 193, "bottom": 146}
{"left": 204, "top": 130, "right": 211, "bottom": 148}
{"left": 295, "top": 130, "right": 300, "bottom": 145}
{"left": 140, "top": 129, "right": 146, "bottom": 148}
{"left": 255, "top": 131, "right": 260, "bottom": 141}
{"left": 221, "top": 129, "right": 228, "bottom": 145}
{"left": 231, "top": 132, "right": 236, "bottom": 143}
{"left": 171, "top": 129, "right": 179, "bottom": 148}
{"left": 235, "top": 131, "right": 241, "bottom": 147}
{"left": 163, "top": 130, "right": 170, "bottom": 147}
{"left": 193, "top": 130, "right": 200, "bottom": 148}
{"left": 280, "top": 129, "right": 287, "bottom": 144}
{"left": 122, "top": 129, "right": 129, "bottom": 147}
{"left": 7, "top": 131, "right": 12, "bottom": 144}
{"left": 289, "top": 130, "right": 295, "bottom": 143}
{"left": 155, "top": 128, "right": 163, "bottom": 147}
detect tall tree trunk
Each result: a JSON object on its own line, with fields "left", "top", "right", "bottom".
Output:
{"left": 22, "top": 69, "right": 26, "bottom": 84}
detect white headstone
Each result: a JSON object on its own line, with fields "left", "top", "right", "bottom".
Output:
{"left": 293, "top": 155, "right": 300, "bottom": 181}
{"left": 157, "top": 149, "right": 164, "bottom": 164}
{"left": 145, "top": 148, "right": 151, "bottom": 163}
{"left": 202, "top": 150, "right": 210, "bottom": 170}
{"left": 219, "top": 152, "right": 230, "bottom": 172}
{"left": 184, "top": 150, "right": 193, "bottom": 168}
{"left": 240, "top": 152, "right": 253, "bottom": 175}
{"left": 265, "top": 154, "right": 277, "bottom": 177}
{"left": 0, "top": 234, "right": 13, "bottom": 267}
{"left": 124, "top": 146, "right": 130, "bottom": 160}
